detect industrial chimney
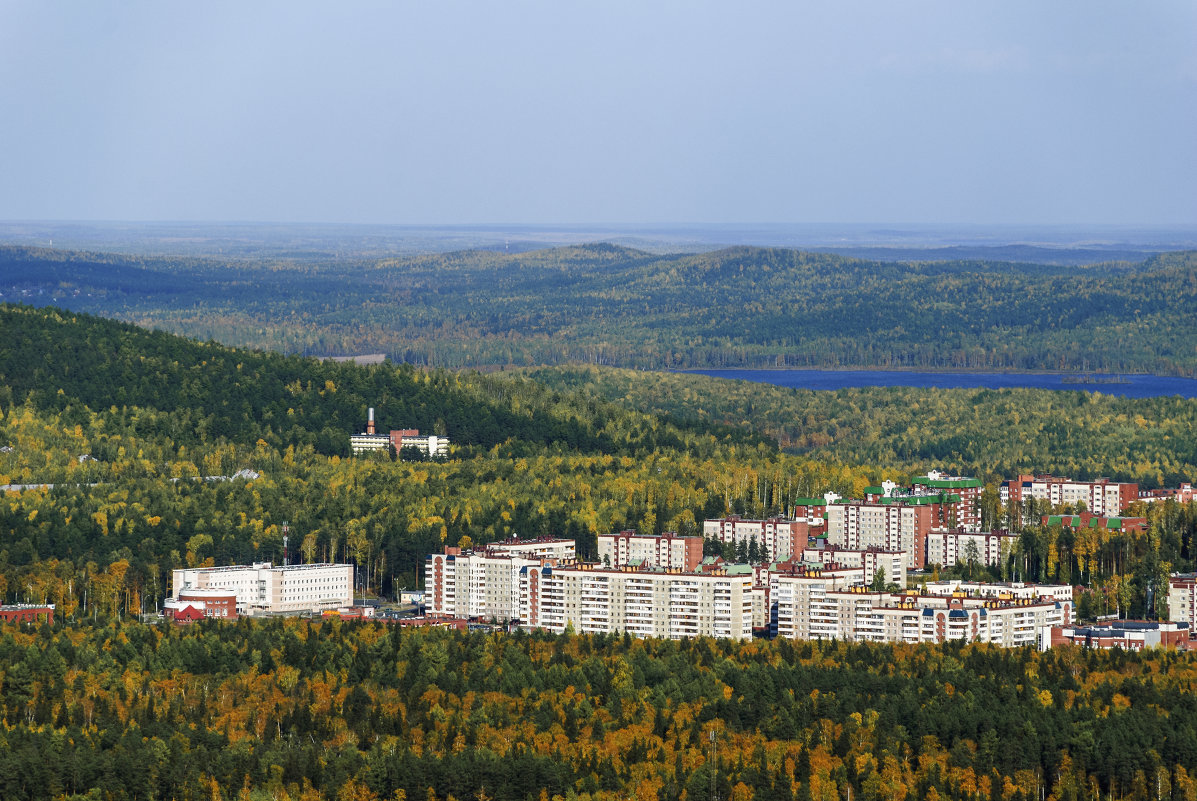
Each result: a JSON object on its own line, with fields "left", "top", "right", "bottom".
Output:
{"left": 367, "top": 407, "right": 375, "bottom": 435}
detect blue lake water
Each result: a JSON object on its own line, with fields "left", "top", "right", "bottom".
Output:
{"left": 682, "top": 369, "right": 1197, "bottom": 399}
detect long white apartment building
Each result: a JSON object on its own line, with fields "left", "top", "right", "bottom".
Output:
{"left": 703, "top": 516, "right": 806, "bottom": 562}
{"left": 801, "top": 547, "right": 907, "bottom": 588}
{"left": 424, "top": 539, "right": 575, "bottom": 620}
{"left": 524, "top": 563, "right": 755, "bottom": 641}
{"left": 770, "top": 567, "right": 1071, "bottom": 648}
{"left": 598, "top": 530, "right": 704, "bottom": 571}
{"left": 1000, "top": 474, "right": 1138, "bottom": 516}
{"left": 172, "top": 562, "right": 353, "bottom": 615}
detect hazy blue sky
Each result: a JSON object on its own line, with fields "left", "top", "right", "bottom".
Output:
{"left": 2, "top": 2, "right": 1194, "bottom": 225}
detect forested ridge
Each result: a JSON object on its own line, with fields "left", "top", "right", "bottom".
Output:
{"left": 5, "top": 244, "right": 1197, "bottom": 375}
{"left": 522, "top": 366, "right": 1197, "bottom": 487}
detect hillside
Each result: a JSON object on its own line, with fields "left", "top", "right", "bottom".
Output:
{"left": 5, "top": 244, "right": 1197, "bottom": 375}
{"left": 522, "top": 365, "right": 1197, "bottom": 487}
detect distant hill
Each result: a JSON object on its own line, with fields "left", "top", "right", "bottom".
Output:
{"left": 4, "top": 243, "right": 1196, "bottom": 375}
{"left": 0, "top": 303, "right": 759, "bottom": 458}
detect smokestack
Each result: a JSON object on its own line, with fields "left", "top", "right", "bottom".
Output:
{"left": 367, "top": 407, "right": 375, "bottom": 435}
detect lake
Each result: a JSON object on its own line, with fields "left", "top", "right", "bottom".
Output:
{"left": 682, "top": 369, "right": 1197, "bottom": 399}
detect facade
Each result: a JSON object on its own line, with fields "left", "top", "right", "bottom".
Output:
{"left": 1168, "top": 573, "right": 1197, "bottom": 630}
{"left": 1139, "top": 482, "right": 1194, "bottom": 504}
{"left": 923, "top": 529, "right": 1019, "bottom": 569}
{"left": 825, "top": 496, "right": 957, "bottom": 569}
{"left": 598, "top": 531, "right": 704, "bottom": 571}
{"left": 172, "top": 562, "right": 353, "bottom": 615}
{"left": 800, "top": 546, "right": 907, "bottom": 588}
{"left": 390, "top": 429, "right": 450, "bottom": 459}
{"left": 770, "top": 571, "right": 1070, "bottom": 647}
{"left": 910, "top": 471, "right": 983, "bottom": 532}
{"left": 424, "top": 539, "right": 575, "bottom": 621}
{"left": 525, "top": 563, "right": 755, "bottom": 641}
{"left": 164, "top": 589, "right": 238, "bottom": 621}
{"left": 1050, "top": 620, "right": 1190, "bottom": 650}
{"left": 0, "top": 604, "right": 54, "bottom": 625}
{"left": 1001, "top": 474, "right": 1139, "bottom": 516}
{"left": 702, "top": 516, "right": 806, "bottom": 562}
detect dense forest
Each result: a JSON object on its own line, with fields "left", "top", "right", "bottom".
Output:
{"left": 4, "top": 244, "right": 1197, "bottom": 375}
{"left": 2, "top": 304, "right": 1197, "bottom": 800}
{"left": 521, "top": 366, "right": 1197, "bottom": 487}
{"left": 2, "top": 619, "right": 1197, "bottom": 801}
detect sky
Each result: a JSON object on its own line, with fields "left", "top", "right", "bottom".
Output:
{"left": 1, "top": 2, "right": 1195, "bottom": 226}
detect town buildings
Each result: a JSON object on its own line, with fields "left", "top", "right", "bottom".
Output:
{"left": 1001, "top": 474, "right": 1139, "bottom": 516}
{"left": 524, "top": 562, "right": 756, "bottom": 641}
{"left": 598, "top": 530, "right": 704, "bottom": 571}
{"left": 1168, "top": 573, "right": 1197, "bottom": 631}
{"left": 1050, "top": 620, "right": 1190, "bottom": 650}
{"left": 163, "top": 589, "right": 238, "bottom": 621}
{"left": 769, "top": 569, "right": 1070, "bottom": 648}
{"left": 350, "top": 409, "right": 451, "bottom": 458}
{"left": 171, "top": 562, "right": 353, "bottom": 615}
{"left": 424, "top": 539, "right": 575, "bottom": 620}
{"left": 702, "top": 516, "right": 806, "bottom": 562}
{"left": 923, "top": 529, "right": 1019, "bottom": 569}
{"left": 1138, "top": 482, "right": 1194, "bottom": 504}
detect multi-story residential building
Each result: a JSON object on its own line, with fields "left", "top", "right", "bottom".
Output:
{"left": 800, "top": 546, "right": 907, "bottom": 588}
{"left": 1168, "top": 573, "right": 1197, "bottom": 631}
{"left": 424, "top": 539, "right": 574, "bottom": 621}
{"left": 524, "top": 563, "right": 755, "bottom": 640}
{"left": 703, "top": 516, "right": 806, "bottom": 562}
{"left": 1139, "top": 482, "right": 1194, "bottom": 504}
{"left": 172, "top": 562, "right": 353, "bottom": 615}
{"left": 1000, "top": 474, "right": 1139, "bottom": 516}
{"left": 923, "top": 529, "right": 1019, "bottom": 569}
{"left": 792, "top": 497, "right": 833, "bottom": 528}
{"left": 770, "top": 573, "right": 1071, "bottom": 648}
{"left": 598, "top": 530, "right": 704, "bottom": 571}
{"left": 910, "top": 471, "right": 982, "bottom": 532}
{"left": 825, "top": 495, "right": 957, "bottom": 569}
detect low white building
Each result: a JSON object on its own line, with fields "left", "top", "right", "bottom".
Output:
{"left": 172, "top": 562, "right": 353, "bottom": 615}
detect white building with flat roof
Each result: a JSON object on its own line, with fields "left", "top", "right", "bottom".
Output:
{"left": 172, "top": 562, "right": 353, "bottom": 615}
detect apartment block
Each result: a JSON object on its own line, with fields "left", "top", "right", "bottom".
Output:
{"left": 770, "top": 573, "right": 1071, "bottom": 648}
{"left": 1168, "top": 573, "right": 1197, "bottom": 631}
{"left": 526, "top": 564, "right": 755, "bottom": 641}
{"left": 1001, "top": 474, "right": 1139, "bottom": 516}
{"left": 424, "top": 539, "right": 574, "bottom": 621}
{"left": 923, "top": 529, "right": 1019, "bottom": 569}
{"left": 800, "top": 546, "right": 907, "bottom": 588}
{"left": 702, "top": 515, "right": 806, "bottom": 562}
{"left": 598, "top": 530, "right": 703, "bottom": 571}
{"left": 910, "top": 471, "right": 983, "bottom": 531}
{"left": 172, "top": 562, "right": 353, "bottom": 615}
{"left": 825, "top": 496, "right": 955, "bottom": 569}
